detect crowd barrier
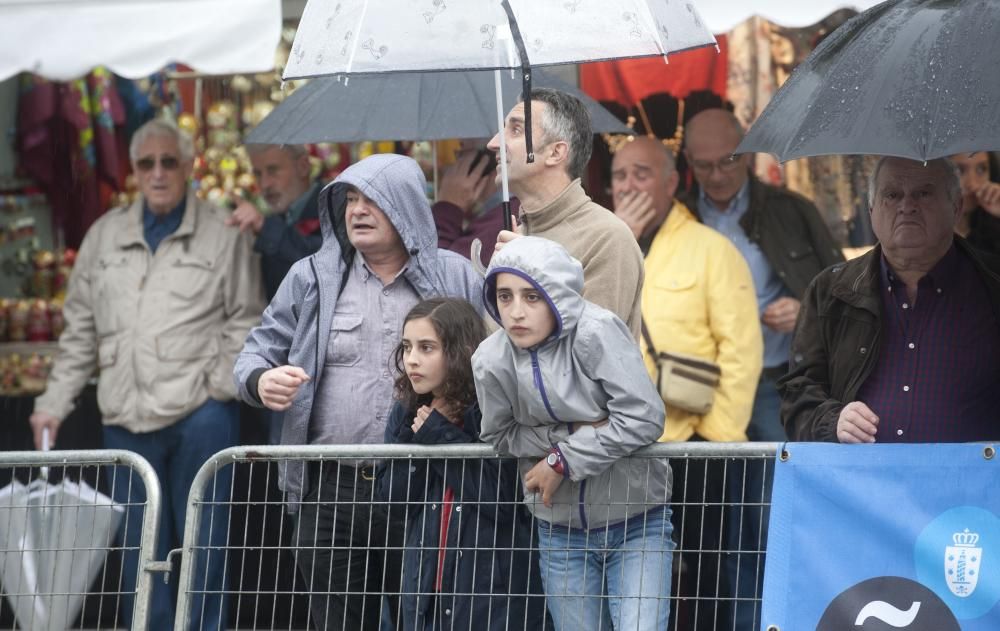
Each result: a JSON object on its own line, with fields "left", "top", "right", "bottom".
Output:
{"left": 175, "top": 442, "right": 778, "bottom": 631}
{"left": 0, "top": 449, "right": 160, "bottom": 631}
{"left": 0, "top": 444, "right": 777, "bottom": 630}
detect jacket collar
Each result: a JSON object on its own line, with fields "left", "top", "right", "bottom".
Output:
{"left": 829, "top": 244, "right": 882, "bottom": 315}
{"left": 739, "top": 175, "right": 767, "bottom": 236}
{"left": 116, "top": 190, "right": 198, "bottom": 248}
{"left": 657, "top": 199, "right": 695, "bottom": 238}
{"left": 827, "top": 237, "right": 1000, "bottom": 317}
{"left": 519, "top": 179, "right": 590, "bottom": 232}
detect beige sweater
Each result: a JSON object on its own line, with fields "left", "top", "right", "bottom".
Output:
{"left": 519, "top": 179, "right": 643, "bottom": 340}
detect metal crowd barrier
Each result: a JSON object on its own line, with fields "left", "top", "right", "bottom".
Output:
{"left": 175, "top": 442, "right": 778, "bottom": 631}
{"left": 0, "top": 449, "right": 160, "bottom": 631}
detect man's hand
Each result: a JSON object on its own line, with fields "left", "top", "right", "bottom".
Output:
{"left": 258, "top": 365, "right": 310, "bottom": 411}
{"left": 412, "top": 405, "right": 432, "bottom": 433}
{"left": 438, "top": 151, "right": 494, "bottom": 213}
{"left": 493, "top": 213, "right": 522, "bottom": 256}
{"left": 762, "top": 297, "right": 802, "bottom": 333}
{"left": 836, "top": 401, "right": 879, "bottom": 444}
{"left": 225, "top": 197, "right": 265, "bottom": 235}
{"left": 29, "top": 411, "right": 61, "bottom": 451}
{"left": 974, "top": 182, "right": 1000, "bottom": 218}
{"left": 614, "top": 191, "right": 656, "bottom": 240}
{"left": 524, "top": 458, "right": 564, "bottom": 507}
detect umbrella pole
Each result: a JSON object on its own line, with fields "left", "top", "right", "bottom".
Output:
{"left": 494, "top": 69, "right": 512, "bottom": 232}
{"left": 432, "top": 141, "right": 438, "bottom": 201}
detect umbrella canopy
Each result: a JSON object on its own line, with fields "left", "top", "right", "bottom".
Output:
{"left": 0, "top": 0, "right": 281, "bottom": 82}
{"left": 283, "top": 0, "right": 716, "bottom": 80}
{"left": 285, "top": 0, "right": 717, "bottom": 231}
{"left": 0, "top": 478, "right": 123, "bottom": 631}
{"left": 246, "top": 69, "right": 631, "bottom": 144}
{"left": 737, "top": 0, "right": 1000, "bottom": 162}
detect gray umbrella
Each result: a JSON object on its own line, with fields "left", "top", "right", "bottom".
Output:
{"left": 245, "top": 68, "right": 630, "bottom": 144}
{"left": 737, "top": 0, "right": 1000, "bottom": 162}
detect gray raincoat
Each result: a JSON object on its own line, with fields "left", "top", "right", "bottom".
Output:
{"left": 473, "top": 236, "right": 670, "bottom": 528}
{"left": 234, "top": 154, "right": 483, "bottom": 508}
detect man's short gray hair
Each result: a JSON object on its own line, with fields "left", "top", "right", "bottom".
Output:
{"left": 867, "top": 156, "right": 962, "bottom": 207}
{"left": 129, "top": 118, "right": 195, "bottom": 163}
{"left": 520, "top": 87, "right": 593, "bottom": 180}
{"left": 245, "top": 143, "right": 309, "bottom": 161}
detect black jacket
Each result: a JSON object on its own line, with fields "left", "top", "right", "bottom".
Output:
{"left": 779, "top": 237, "right": 1000, "bottom": 441}
{"left": 376, "top": 401, "right": 546, "bottom": 631}
{"left": 967, "top": 207, "right": 1000, "bottom": 257}
{"left": 255, "top": 182, "right": 324, "bottom": 301}
{"left": 684, "top": 176, "right": 845, "bottom": 299}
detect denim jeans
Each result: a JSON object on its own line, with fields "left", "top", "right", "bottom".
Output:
{"left": 103, "top": 398, "right": 239, "bottom": 631}
{"left": 536, "top": 506, "right": 674, "bottom": 631}
{"left": 725, "top": 375, "right": 782, "bottom": 630}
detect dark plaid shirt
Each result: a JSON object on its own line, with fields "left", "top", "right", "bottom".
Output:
{"left": 856, "top": 246, "right": 1000, "bottom": 442}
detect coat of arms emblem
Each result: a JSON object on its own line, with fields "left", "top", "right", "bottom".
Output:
{"left": 945, "top": 528, "right": 982, "bottom": 597}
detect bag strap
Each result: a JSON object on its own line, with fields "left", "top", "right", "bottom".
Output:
{"left": 640, "top": 315, "right": 658, "bottom": 356}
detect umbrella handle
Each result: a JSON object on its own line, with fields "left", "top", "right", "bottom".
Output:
{"left": 40, "top": 427, "right": 50, "bottom": 480}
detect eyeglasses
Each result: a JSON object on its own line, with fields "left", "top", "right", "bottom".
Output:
{"left": 135, "top": 155, "right": 181, "bottom": 172}
{"left": 689, "top": 155, "right": 742, "bottom": 176}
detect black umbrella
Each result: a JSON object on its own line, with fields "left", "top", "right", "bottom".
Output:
{"left": 246, "top": 68, "right": 630, "bottom": 144}
{"left": 738, "top": 0, "right": 1000, "bottom": 162}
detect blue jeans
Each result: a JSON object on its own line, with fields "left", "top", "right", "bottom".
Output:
{"left": 725, "top": 376, "right": 781, "bottom": 630}
{"left": 104, "top": 398, "right": 238, "bottom": 631}
{"left": 536, "top": 506, "right": 674, "bottom": 631}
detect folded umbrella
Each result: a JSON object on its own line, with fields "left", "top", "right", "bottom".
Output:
{"left": 0, "top": 475, "right": 123, "bottom": 631}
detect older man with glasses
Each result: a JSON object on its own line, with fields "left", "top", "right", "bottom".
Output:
{"left": 683, "top": 108, "right": 844, "bottom": 631}
{"left": 30, "top": 118, "right": 264, "bottom": 631}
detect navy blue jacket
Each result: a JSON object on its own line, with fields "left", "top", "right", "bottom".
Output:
{"left": 376, "top": 401, "right": 546, "bottom": 631}
{"left": 255, "top": 182, "right": 323, "bottom": 301}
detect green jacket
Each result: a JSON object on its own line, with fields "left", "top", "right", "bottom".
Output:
{"left": 779, "top": 238, "right": 1000, "bottom": 442}
{"left": 684, "top": 176, "right": 845, "bottom": 300}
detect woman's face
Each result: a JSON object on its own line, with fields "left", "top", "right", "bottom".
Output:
{"left": 401, "top": 317, "right": 447, "bottom": 396}
{"left": 951, "top": 152, "right": 992, "bottom": 212}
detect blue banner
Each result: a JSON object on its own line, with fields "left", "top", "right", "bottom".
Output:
{"left": 762, "top": 443, "right": 1000, "bottom": 630}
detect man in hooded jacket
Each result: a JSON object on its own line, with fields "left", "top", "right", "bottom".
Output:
{"left": 234, "top": 154, "right": 483, "bottom": 631}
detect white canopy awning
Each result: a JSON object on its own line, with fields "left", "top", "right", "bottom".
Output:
{"left": 696, "top": 0, "right": 884, "bottom": 33}
{"left": 0, "top": 0, "right": 282, "bottom": 82}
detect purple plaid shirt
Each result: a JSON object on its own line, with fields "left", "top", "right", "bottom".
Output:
{"left": 856, "top": 246, "right": 1000, "bottom": 442}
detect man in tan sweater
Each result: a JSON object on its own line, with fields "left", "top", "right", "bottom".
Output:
{"left": 487, "top": 88, "right": 643, "bottom": 339}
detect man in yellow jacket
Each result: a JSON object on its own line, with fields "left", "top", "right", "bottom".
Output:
{"left": 612, "top": 135, "right": 762, "bottom": 630}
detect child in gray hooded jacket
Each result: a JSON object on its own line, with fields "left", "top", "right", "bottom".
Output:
{"left": 472, "top": 236, "right": 673, "bottom": 631}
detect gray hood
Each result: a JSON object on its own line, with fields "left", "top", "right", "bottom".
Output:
{"left": 317, "top": 153, "right": 438, "bottom": 274}
{"left": 483, "top": 236, "right": 585, "bottom": 344}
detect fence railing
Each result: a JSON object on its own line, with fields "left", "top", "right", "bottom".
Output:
{"left": 0, "top": 449, "right": 160, "bottom": 631}
{"left": 175, "top": 442, "right": 779, "bottom": 631}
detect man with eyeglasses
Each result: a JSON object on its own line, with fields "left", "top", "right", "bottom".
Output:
{"left": 683, "top": 108, "right": 843, "bottom": 631}
{"left": 30, "top": 118, "right": 264, "bottom": 631}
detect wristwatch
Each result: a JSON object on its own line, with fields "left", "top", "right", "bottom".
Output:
{"left": 546, "top": 448, "right": 565, "bottom": 476}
